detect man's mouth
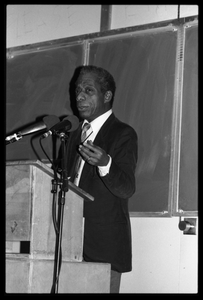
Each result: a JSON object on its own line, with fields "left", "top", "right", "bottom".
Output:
{"left": 77, "top": 105, "right": 89, "bottom": 111}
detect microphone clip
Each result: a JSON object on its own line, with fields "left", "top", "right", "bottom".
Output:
{"left": 57, "top": 131, "right": 69, "bottom": 140}
{"left": 41, "top": 130, "right": 69, "bottom": 140}
{"left": 5, "top": 133, "right": 22, "bottom": 145}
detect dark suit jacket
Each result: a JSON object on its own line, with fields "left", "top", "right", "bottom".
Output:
{"left": 65, "top": 113, "right": 138, "bottom": 272}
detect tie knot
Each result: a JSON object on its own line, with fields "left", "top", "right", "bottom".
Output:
{"left": 82, "top": 122, "right": 91, "bottom": 132}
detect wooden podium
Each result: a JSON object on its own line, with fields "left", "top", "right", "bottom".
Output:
{"left": 6, "top": 160, "right": 110, "bottom": 293}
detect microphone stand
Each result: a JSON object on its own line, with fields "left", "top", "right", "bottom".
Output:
{"left": 51, "top": 131, "right": 69, "bottom": 294}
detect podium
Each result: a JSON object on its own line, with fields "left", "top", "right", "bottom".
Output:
{"left": 6, "top": 160, "right": 110, "bottom": 293}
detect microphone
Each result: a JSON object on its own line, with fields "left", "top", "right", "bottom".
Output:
{"left": 42, "top": 115, "right": 79, "bottom": 138}
{"left": 6, "top": 115, "right": 60, "bottom": 144}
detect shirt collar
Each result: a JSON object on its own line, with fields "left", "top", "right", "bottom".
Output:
{"left": 82, "top": 109, "right": 112, "bottom": 134}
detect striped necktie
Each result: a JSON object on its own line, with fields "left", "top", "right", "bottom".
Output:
{"left": 73, "top": 122, "right": 91, "bottom": 185}
{"left": 81, "top": 122, "right": 91, "bottom": 143}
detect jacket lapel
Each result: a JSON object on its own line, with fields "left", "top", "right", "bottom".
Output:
{"left": 93, "top": 113, "right": 116, "bottom": 149}
{"left": 66, "top": 122, "right": 82, "bottom": 179}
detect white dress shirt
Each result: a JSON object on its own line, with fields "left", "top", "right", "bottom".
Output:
{"left": 74, "top": 109, "right": 112, "bottom": 186}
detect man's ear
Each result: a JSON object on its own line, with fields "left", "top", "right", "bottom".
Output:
{"left": 104, "top": 91, "right": 112, "bottom": 103}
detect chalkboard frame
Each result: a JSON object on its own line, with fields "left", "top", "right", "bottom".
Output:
{"left": 171, "top": 19, "right": 198, "bottom": 217}
{"left": 6, "top": 16, "right": 198, "bottom": 217}
{"left": 7, "top": 16, "right": 197, "bottom": 58}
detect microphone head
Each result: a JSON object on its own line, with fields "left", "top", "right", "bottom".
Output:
{"left": 19, "top": 115, "right": 59, "bottom": 136}
{"left": 45, "top": 115, "right": 79, "bottom": 136}
{"left": 43, "top": 115, "right": 60, "bottom": 129}
{"left": 65, "top": 115, "right": 79, "bottom": 132}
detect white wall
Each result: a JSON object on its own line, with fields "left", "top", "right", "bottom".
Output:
{"left": 6, "top": 5, "right": 101, "bottom": 48}
{"left": 111, "top": 5, "right": 198, "bottom": 29}
{"left": 6, "top": 5, "right": 198, "bottom": 48}
{"left": 111, "top": 5, "right": 178, "bottom": 29}
{"left": 120, "top": 217, "right": 198, "bottom": 293}
{"left": 6, "top": 5, "right": 198, "bottom": 293}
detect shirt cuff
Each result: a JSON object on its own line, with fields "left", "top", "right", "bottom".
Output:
{"left": 98, "top": 155, "right": 112, "bottom": 177}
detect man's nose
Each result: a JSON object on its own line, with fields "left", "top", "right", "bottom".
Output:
{"left": 76, "top": 92, "right": 85, "bottom": 102}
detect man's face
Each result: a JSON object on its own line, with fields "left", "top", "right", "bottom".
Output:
{"left": 75, "top": 72, "right": 107, "bottom": 122}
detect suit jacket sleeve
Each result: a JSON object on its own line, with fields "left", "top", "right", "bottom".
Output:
{"left": 100, "top": 125, "right": 138, "bottom": 199}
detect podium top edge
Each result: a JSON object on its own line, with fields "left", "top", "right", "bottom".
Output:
{"left": 6, "top": 159, "right": 54, "bottom": 177}
{"left": 6, "top": 160, "right": 94, "bottom": 202}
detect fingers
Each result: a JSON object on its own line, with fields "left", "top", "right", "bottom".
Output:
{"left": 79, "top": 140, "right": 96, "bottom": 152}
{"left": 78, "top": 141, "right": 109, "bottom": 166}
{"left": 79, "top": 141, "right": 103, "bottom": 165}
{"left": 79, "top": 142, "right": 100, "bottom": 156}
{"left": 79, "top": 141, "right": 98, "bottom": 162}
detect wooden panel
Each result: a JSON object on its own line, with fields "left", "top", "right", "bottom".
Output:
{"left": 6, "top": 241, "right": 21, "bottom": 253}
{"left": 6, "top": 164, "right": 31, "bottom": 241}
{"left": 6, "top": 254, "right": 30, "bottom": 293}
{"left": 30, "top": 165, "right": 84, "bottom": 261}
{"left": 6, "top": 255, "right": 110, "bottom": 293}
{"left": 31, "top": 260, "right": 110, "bottom": 293}
{"left": 6, "top": 161, "right": 93, "bottom": 261}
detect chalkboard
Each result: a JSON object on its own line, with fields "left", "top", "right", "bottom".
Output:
{"left": 88, "top": 28, "right": 177, "bottom": 214}
{"left": 6, "top": 43, "right": 84, "bottom": 161}
{"left": 178, "top": 25, "right": 198, "bottom": 212}
{"left": 6, "top": 18, "right": 198, "bottom": 215}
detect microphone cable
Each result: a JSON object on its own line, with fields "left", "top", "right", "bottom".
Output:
{"left": 39, "top": 134, "right": 64, "bottom": 294}
{"left": 39, "top": 136, "right": 59, "bottom": 235}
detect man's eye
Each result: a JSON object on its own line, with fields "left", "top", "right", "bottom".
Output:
{"left": 75, "top": 88, "right": 81, "bottom": 95}
{"left": 76, "top": 86, "right": 94, "bottom": 95}
{"left": 85, "top": 87, "right": 93, "bottom": 94}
